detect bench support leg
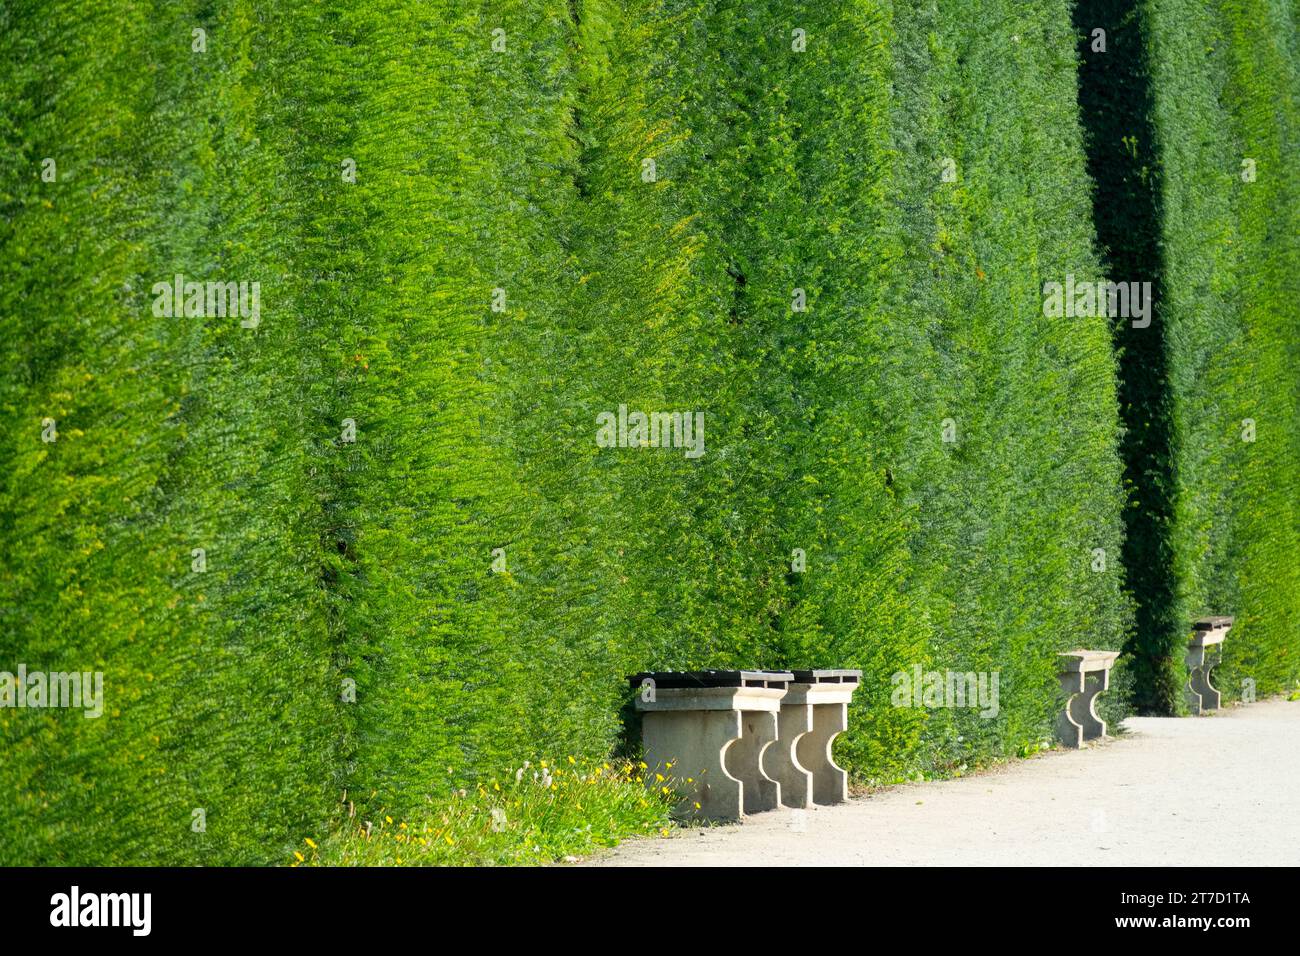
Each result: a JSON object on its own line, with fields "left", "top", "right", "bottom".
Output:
{"left": 765, "top": 703, "right": 814, "bottom": 809}
{"left": 1186, "top": 647, "right": 1221, "bottom": 714}
{"left": 1058, "top": 670, "right": 1109, "bottom": 748}
{"left": 724, "top": 710, "right": 782, "bottom": 814}
{"left": 641, "top": 710, "right": 743, "bottom": 822}
{"left": 796, "top": 702, "right": 850, "bottom": 806}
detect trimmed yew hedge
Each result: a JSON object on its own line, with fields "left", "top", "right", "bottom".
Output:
{"left": 1077, "top": 0, "right": 1300, "bottom": 711}
{"left": 3, "top": 0, "right": 1293, "bottom": 866}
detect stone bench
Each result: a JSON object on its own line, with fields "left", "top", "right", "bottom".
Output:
{"left": 764, "top": 669, "right": 862, "bottom": 808}
{"left": 629, "top": 670, "right": 792, "bottom": 822}
{"left": 1056, "top": 650, "right": 1120, "bottom": 748}
{"left": 1186, "top": 616, "right": 1233, "bottom": 714}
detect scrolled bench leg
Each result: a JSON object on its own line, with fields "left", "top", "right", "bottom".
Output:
{"left": 764, "top": 702, "right": 814, "bottom": 809}
{"left": 796, "top": 702, "right": 849, "bottom": 806}
{"left": 724, "top": 710, "right": 783, "bottom": 814}
{"left": 1186, "top": 647, "right": 1221, "bottom": 714}
{"left": 1058, "top": 671, "right": 1086, "bottom": 748}
{"left": 1058, "top": 670, "right": 1109, "bottom": 748}
{"left": 642, "top": 709, "right": 743, "bottom": 821}
{"left": 1072, "top": 670, "right": 1108, "bottom": 742}
{"left": 1057, "top": 652, "right": 1120, "bottom": 748}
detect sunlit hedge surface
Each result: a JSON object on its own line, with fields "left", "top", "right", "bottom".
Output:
{"left": 1143, "top": 0, "right": 1300, "bottom": 708}
{"left": 4, "top": 0, "right": 1291, "bottom": 866}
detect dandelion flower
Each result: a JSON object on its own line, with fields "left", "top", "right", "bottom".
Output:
{"left": 304, "top": 837, "right": 317, "bottom": 849}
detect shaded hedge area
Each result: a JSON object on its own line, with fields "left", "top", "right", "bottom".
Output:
{"left": 1074, "top": 0, "right": 1179, "bottom": 713}
{"left": 1076, "top": 0, "right": 1300, "bottom": 711}
{"left": 12, "top": 0, "right": 1296, "bottom": 866}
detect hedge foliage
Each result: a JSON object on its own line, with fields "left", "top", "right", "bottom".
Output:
{"left": 1148, "top": 0, "right": 1300, "bottom": 706}
{"left": 1077, "top": 0, "right": 1300, "bottom": 710}
{"left": 0, "top": 0, "right": 344, "bottom": 865}
{"left": 0, "top": 0, "right": 1292, "bottom": 865}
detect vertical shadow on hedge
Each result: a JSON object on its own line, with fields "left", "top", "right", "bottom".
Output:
{"left": 1073, "top": 0, "right": 1181, "bottom": 713}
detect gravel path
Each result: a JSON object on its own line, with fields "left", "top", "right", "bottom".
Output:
{"left": 592, "top": 697, "right": 1300, "bottom": 866}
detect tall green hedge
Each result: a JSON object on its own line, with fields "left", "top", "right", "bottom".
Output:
{"left": 7, "top": 0, "right": 1294, "bottom": 867}
{"left": 1152, "top": 0, "right": 1300, "bottom": 704}
{"left": 0, "top": 1, "right": 342, "bottom": 864}
{"left": 1077, "top": 0, "right": 1300, "bottom": 711}
{"left": 863, "top": 0, "right": 1132, "bottom": 770}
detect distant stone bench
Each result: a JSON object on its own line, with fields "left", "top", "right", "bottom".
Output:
{"left": 629, "top": 670, "right": 792, "bottom": 822}
{"left": 765, "top": 669, "right": 862, "bottom": 808}
{"left": 1056, "top": 650, "right": 1120, "bottom": 748}
{"left": 1186, "top": 616, "right": 1233, "bottom": 714}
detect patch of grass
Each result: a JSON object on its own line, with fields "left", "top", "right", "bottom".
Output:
{"left": 297, "top": 758, "right": 672, "bottom": 867}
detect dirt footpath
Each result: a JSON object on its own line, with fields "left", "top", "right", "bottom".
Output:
{"left": 592, "top": 697, "right": 1300, "bottom": 866}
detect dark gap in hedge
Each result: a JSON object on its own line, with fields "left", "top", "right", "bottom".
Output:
{"left": 1073, "top": 0, "right": 1182, "bottom": 713}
